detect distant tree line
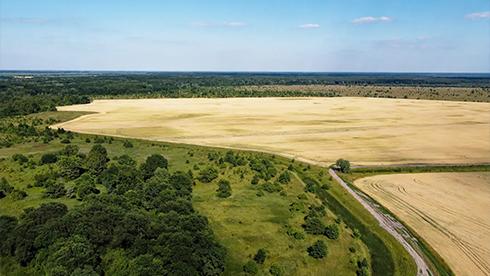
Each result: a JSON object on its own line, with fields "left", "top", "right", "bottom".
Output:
{"left": 1, "top": 72, "right": 489, "bottom": 117}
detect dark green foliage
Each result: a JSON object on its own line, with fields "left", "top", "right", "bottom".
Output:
{"left": 34, "top": 172, "right": 56, "bottom": 187}
{"left": 303, "top": 177, "right": 319, "bottom": 193}
{"left": 253, "top": 248, "right": 267, "bottom": 264}
{"left": 10, "top": 189, "right": 28, "bottom": 200}
{"left": 44, "top": 182, "right": 66, "bottom": 198}
{"left": 75, "top": 174, "right": 100, "bottom": 200}
{"left": 40, "top": 153, "right": 58, "bottom": 165}
{"left": 0, "top": 177, "right": 14, "bottom": 194}
{"left": 86, "top": 145, "right": 109, "bottom": 175}
{"left": 12, "top": 153, "right": 28, "bottom": 165}
{"left": 251, "top": 175, "right": 260, "bottom": 185}
{"left": 216, "top": 179, "right": 232, "bottom": 198}
{"left": 249, "top": 158, "right": 277, "bottom": 180}
{"left": 277, "top": 170, "right": 291, "bottom": 184}
{"left": 269, "top": 264, "right": 283, "bottom": 276}
{"left": 356, "top": 258, "right": 370, "bottom": 276}
{"left": 261, "top": 182, "right": 283, "bottom": 193}
{"left": 324, "top": 224, "right": 340, "bottom": 240}
{"left": 0, "top": 215, "right": 18, "bottom": 255}
{"left": 198, "top": 166, "right": 219, "bottom": 183}
{"left": 303, "top": 216, "right": 326, "bottom": 235}
{"left": 140, "top": 154, "right": 168, "bottom": 180}
{"left": 224, "top": 150, "right": 247, "bottom": 167}
{"left": 1, "top": 149, "right": 226, "bottom": 275}
{"left": 98, "top": 164, "right": 143, "bottom": 195}
{"left": 123, "top": 140, "right": 133, "bottom": 148}
{"left": 116, "top": 154, "right": 136, "bottom": 166}
{"left": 307, "top": 240, "right": 327, "bottom": 259}
{"left": 207, "top": 152, "right": 220, "bottom": 161}
{"left": 335, "top": 159, "right": 351, "bottom": 173}
{"left": 243, "top": 260, "right": 258, "bottom": 274}
{"left": 59, "top": 145, "right": 79, "bottom": 156}
{"left": 59, "top": 156, "right": 84, "bottom": 180}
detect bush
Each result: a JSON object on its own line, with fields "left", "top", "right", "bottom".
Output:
{"left": 116, "top": 154, "right": 136, "bottom": 166}
{"left": 12, "top": 153, "right": 28, "bottom": 165}
{"left": 0, "top": 177, "right": 13, "bottom": 194}
{"left": 262, "top": 182, "right": 282, "bottom": 193}
{"left": 324, "top": 224, "right": 340, "bottom": 240}
{"left": 86, "top": 145, "right": 109, "bottom": 175}
{"left": 253, "top": 248, "right": 267, "bottom": 264}
{"left": 243, "top": 260, "right": 258, "bottom": 274}
{"left": 140, "top": 154, "right": 168, "bottom": 180}
{"left": 40, "top": 153, "right": 58, "bottom": 165}
{"left": 251, "top": 175, "right": 260, "bottom": 185}
{"left": 277, "top": 171, "right": 291, "bottom": 184}
{"left": 216, "top": 179, "right": 232, "bottom": 198}
{"left": 307, "top": 240, "right": 327, "bottom": 259}
{"left": 45, "top": 182, "right": 67, "bottom": 198}
{"left": 123, "top": 140, "right": 133, "bottom": 148}
{"left": 59, "top": 156, "right": 84, "bottom": 180}
{"left": 335, "top": 159, "right": 351, "bottom": 173}
{"left": 269, "top": 264, "right": 283, "bottom": 276}
{"left": 198, "top": 166, "right": 219, "bottom": 183}
{"left": 59, "top": 145, "right": 79, "bottom": 156}
{"left": 303, "top": 216, "right": 326, "bottom": 235}
{"left": 11, "top": 189, "right": 28, "bottom": 200}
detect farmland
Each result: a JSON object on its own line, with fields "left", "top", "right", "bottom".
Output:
{"left": 55, "top": 97, "right": 490, "bottom": 166}
{"left": 354, "top": 172, "right": 490, "bottom": 276}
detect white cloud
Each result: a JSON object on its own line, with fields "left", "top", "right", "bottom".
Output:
{"left": 299, "top": 23, "right": 320, "bottom": 29}
{"left": 465, "top": 11, "right": 490, "bottom": 20}
{"left": 191, "top": 21, "right": 247, "bottom": 28}
{"left": 352, "top": 16, "right": 392, "bottom": 24}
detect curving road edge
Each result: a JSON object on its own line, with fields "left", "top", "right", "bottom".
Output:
{"left": 328, "top": 168, "right": 430, "bottom": 276}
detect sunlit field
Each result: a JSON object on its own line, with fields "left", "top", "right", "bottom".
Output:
{"left": 355, "top": 172, "right": 490, "bottom": 276}
{"left": 55, "top": 97, "right": 490, "bottom": 166}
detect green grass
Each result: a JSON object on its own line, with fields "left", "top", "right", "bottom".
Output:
{"left": 0, "top": 111, "right": 419, "bottom": 275}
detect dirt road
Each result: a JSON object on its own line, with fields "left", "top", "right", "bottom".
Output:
{"left": 328, "top": 169, "right": 431, "bottom": 276}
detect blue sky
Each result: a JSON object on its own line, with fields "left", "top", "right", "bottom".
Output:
{"left": 1, "top": 0, "right": 489, "bottom": 72}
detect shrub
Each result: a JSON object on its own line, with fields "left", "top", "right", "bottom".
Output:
{"left": 269, "top": 265, "right": 283, "bottom": 276}
{"left": 123, "top": 140, "right": 133, "bottom": 148}
{"left": 303, "top": 216, "right": 326, "bottom": 235}
{"left": 307, "top": 240, "right": 327, "bottom": 259}
{"left": 277, "top": 171, "right": 291, "bottom": 184}
{"left": 59, "top": 145, "right": 79, "bottom": 156}
{"left": 253, "top": 248, "right": 267, "bottom": 264}
{"left": 198, "top": 166, "right": 218, "bottom": 183}
{"left": 11, "top": 189, "right": 28, "bottom": 200}
{"left": 86, "top": 145, "right": 109, "bottom": 175}
{"left": 251, "top": 175, "right": 260, "bottom": 185}
{"left": 140, "top": 154, "right": 168, "bottom": 180}
{"left": 59, "top": 156, "right": 84, "bottom": 180}
{"left": 216, "top": 179, "right": 232, "bottom": 198}
{"left": 335, "top": 159, "right": 351, "bottom": 173}
{"left": 45, "top": 182, "right": 66, "bottom": 198}
{"left": 324, "top": 224, "right": 340, "bottom": 240}
{"left": 40, "top": 153, "right": 58, "bottom": 165}
{"left": 0, "top": 177, "right": 13, "bottom": 194}
{"left": 117, "top": 154, "right": 136, "bottom": 167}
{"left": 12, "top": 153, "right": 28, "bottom": 165}
{"left": 262, "top": 182, "right": 282, "bottom": 193}
{"left": 243, "top": 260, "right": 258, "bottom": 274}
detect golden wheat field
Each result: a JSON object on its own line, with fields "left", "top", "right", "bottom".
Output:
{"left": 55, "top": 97, "right": 490, "bottom": 166}
{"left": 355, "top": 172, "right": 490, "bottom": 276}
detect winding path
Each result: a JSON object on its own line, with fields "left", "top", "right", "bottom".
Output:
{"left": 328, "top": 168, "right": 431, "bottom": 276}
